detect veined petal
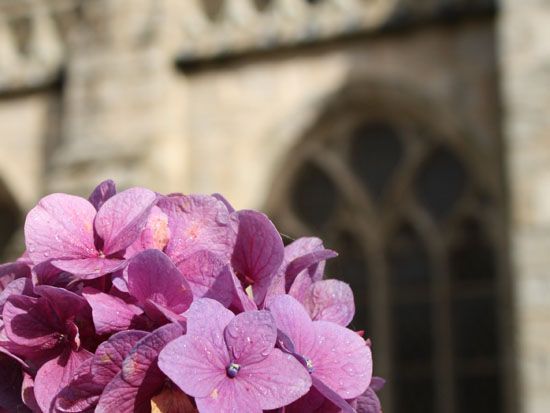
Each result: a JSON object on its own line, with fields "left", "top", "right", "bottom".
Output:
{"left": 309, "top": 321, "right": 372, "bottom": 399}
{"left": 88, "top": 179, "right": 116, "bottom": 211}
{"left": 25, "top": 194, "right": 97, "bottom": 265}
{"left": 94, "top": 187, "right": 157, "bottom": 256}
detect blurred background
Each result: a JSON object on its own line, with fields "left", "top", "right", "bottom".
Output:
{"left": 0, "top": 0, "right": 549, "bottom": 412}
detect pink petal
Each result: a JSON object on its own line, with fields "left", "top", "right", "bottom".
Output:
{"left": 304, "top": 279, "right": 355, "bottom": 326}
{"left": 21, "top": 371, "right": 40, "bottom": 412}
{"left": 51, "top": 257, "right": 126, "bottom": 279}
{"left": 309, "top": 321, "right": 372, "bottom": 399}
{"left": 287, "top": 270, "right": 313, "bottom": 304}
{"left": 238, "top": 349, "right": 312, "bottom": 410}
{"left": 176, "top": 249, "right": 228, "bottom": 301}
{"left": 55, "top": 358, "right": 102, "bottom": 413}
{"left": 24, "top": 194, "right": 98, "bottom": 265}
{"left": 127, "top": 250, "right": 192, "bottom": 314}
{"left": 82, "top": 288, "right": 143, "bottom": 335}
{"left": 159, "top": 301, "right": 233, "bottom": 398}
{"left": 94, "top": 187, "right": 157, "bottom": 255}
{"left": 121, "top": 323, "right": 184, "bottom": 387}
{"left": 92, "top": 330, "right": 148, "bottom": 386}
{"left": 224, "top": 310, "right": 276, "bottom": 365}
{"left": 2, "top": 295, "right": 60, "bottom": 350}
{"left": 124, "top": 206, "right": 170, "bottom": 257}
{"left": 88, "top": 179, "right": 116, "bottom": 211}
{"left": 182, "top": 298, "right": 234, "bottom": 337}
{"left": 282, "top": 237, "right": 333, "bottom": 282}
{"left": 211, "top": 193, "right": 235, "bottom": 213}
{"left": 195, "top": 378, "right": 261, "bottom": 413}
{"left": 95, "top": 373, "right": 149, "bottom": 413}
{"left": 0, "top": 261, "right": 30, "bottom": 292}
{"left": 159, "top": 194, "right": 237, "bottom": 265}
{"left": 231, "top": 210, "right": 284, "bottom": 305}
{"left": 267, "top": 295, "right": 315, "bottom": 356}
{"left": 0, "top": 278, "right": 33, "bottom": 313}
{"left": 34, "top": 349, "right": 92, "bottom": 413}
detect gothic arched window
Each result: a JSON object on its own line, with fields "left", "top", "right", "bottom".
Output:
{"left": 267, "top": 91, "right": 511, "bottom": 413}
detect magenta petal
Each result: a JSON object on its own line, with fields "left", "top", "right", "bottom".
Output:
{"left": 34, "top": 285, "right": 89, "bottom": 321}
{"left": 309, "top": 321, "right": 372, "bottom": 399}
{"left": 287, "top": 270, "right": 313, "bottom": 304}
{"left": 241, "top": 350, "right": 312, "bottom": 410}
{"left": 267, "top": 295, "right": 315, "bottom": 355}
{"left": 224, "top": 310, "right": 276, "bottom": 365}
{"left": 176, "top": 249, "right": 227, "bottom": 299}
{"left": 127, "top": 250, "right": 192, "bottom": 314}
{"left": 21, "top": 371, "right": 39, "bottom": 412}
{"left": 55, "top": 358, "right": 102, "bottom": 413}
{"left": 34, "top": 349, "right": 92, "bottom": 413}
{"left": 311, "top": 376, "right": 356, "bottom": 413}
{"left": 24, "top": 194, "right": 98, "bottom": 265}
{"left": 182, "top": 298, "right": 234, "bottom": 337}
{"left": 88, "top": 179, "right": 116, "bottom": 211}
{"left": 304, "top": 279, "right": 355, "bottom": 326}
{"left": 92, "top": 330, "right": 148, "bottom": 386}
{"left": 94, "top": 187, "right": 157, "bottom": 256}
{"left": 121, "top": 323, "right": 184, "bottom": 387}
{"left": 2, "top": 295, "right": 60, "bottom": 350}
{"left": 52, "top": 257, "right": 126, "bottom": 279}
{"left": 231, "top": 210, "right": 284, "bottom": 305}
{"left": 159, "top": 334, "right": 227, "bottom": 399}
{"left": 82, "top": 288, "right": 143, "bottom": 335}
{"left": 195, "top": 378, "right": 259, "bottom": 413}
{"left": 356, "top": 386, "right": 383, "bottom": 413}
{"left": 124, "top": 206, "right": 170, "bottom": 257}
{"left": 211, "top": 193, "right": 235, "bottom": 213}
{"left": 159, "top": 194, "right": 237, "bottom": 264}
{"left": 0, "top": 278, "right": 33, "bottom": 313}
{"left": 95, "top": 373, "right": 150, "bottom": 413}
{"left": 0, "top": 261, "right": 31, "bottom": 292}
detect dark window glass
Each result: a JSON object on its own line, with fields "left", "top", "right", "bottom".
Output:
{"left": 0, "top": 183, "right": 20, "bottom": 258}
{"left": 394, "top": 377, "right": 435, "bottom": 413}
{"left": 456, "top": 374, "right": 501, "bottom": 413}
{"left": 452, "top": 296, "right": 499, "bottom": 359}
{"left": 415, "top": 146, "right": 466, "bottom": 221}
{"left": 290, "top": 161, "right": 337, "bottom": 231}
{"left": 350, "top": 122, "right": 403, "bottom": 200}
{"left": 392, "top": 301, "right": 433, "bottom": 363}
{"left": 388, "top": 223, "right": 432, "bottom": 287}
{"left": 326, "top": 230, "right": 370, "bottom": 331}
{"left": 450, "top": 218, "right": 496, "bottom": 283}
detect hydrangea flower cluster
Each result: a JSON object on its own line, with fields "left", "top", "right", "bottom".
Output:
{"left": 0, "top": 180, "right": 383, "bottom": 413}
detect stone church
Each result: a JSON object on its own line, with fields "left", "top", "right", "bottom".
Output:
{"left": 0, "top": 0, "right": 549, "bottom": 412}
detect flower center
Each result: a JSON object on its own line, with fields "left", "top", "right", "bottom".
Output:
{"left": 304, "top": 356, "right": 314, "bottom": 373}
{"left": 226, "top": 362, "right": 241, "bottom": 378}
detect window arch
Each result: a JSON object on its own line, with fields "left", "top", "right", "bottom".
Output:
{"left": 267, "top": 85, "right": 511, "bottom": 413}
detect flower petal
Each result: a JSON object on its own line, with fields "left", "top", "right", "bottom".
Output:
{"left": 122, "top": 323, "right": 184, "bottom": 387}
{"left": 231, "top": 210, "right": 284, "bottom": 305}
{"left": 94, "top": 187, "right": 157, "bottom": 255}
{"left": 88, "top": 179, "right": 116, "bottom": 211}
{"left": 267, "top": 295, "right": 315, "bottom": 356}
{"left": 159, "top": 194, "right": 236, "bottom": 265}
{"left": 304, "top": 279, "right": 355, "bottom": 327}
{"left": 25, "top": 194, "right": 97, "bottom": 265}
{"left": 34, "top": 349, "right": 92, "bottom": 413}
{"left": 51, "top": 257, "right": 126, "bottom": 279}
{"left": 82, "top": 288, "right": 143, "bottom": 335}
{"left": 238, "top": 349, "right": 312, "bottom": 410}
{"left": 309, "top": 321, "right": 372, "bottom": 399}
{"left": 92, "top": 330, "right": 149, "bottom": 386}
{"left": 127, "top": 250, "right": 192, "bottom": 314}
{"left": 224, "top": 310, "right": 276, "bottom": 365}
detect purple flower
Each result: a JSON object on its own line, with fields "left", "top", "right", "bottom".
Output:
{"left": 24, "top": 187, "right": 156, "bottom": 279}
{"left": 268, "top": 295, "right": 372, "bottom": 403}
{"left": 158, "top": 299, "right": 311, "bottom": 412}
{"left": 96, "top": 323, "right": 189, "bottom": 413}
{"left": 84, "top": 249, "right": 192, "bottom": 334}
{"left": 231, "top": 210, "right": 285, "bottom": 306}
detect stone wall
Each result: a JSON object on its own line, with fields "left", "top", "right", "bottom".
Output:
{"left": 500, "top": 1, "right": 550, "bottom": 412}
